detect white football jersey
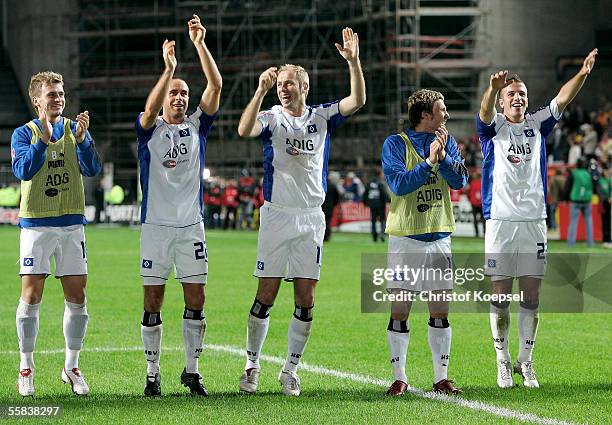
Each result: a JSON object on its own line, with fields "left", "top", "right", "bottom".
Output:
{"left": 257, "top": 101, "right": 346, "bottom": 208}
{"left": 477, "top": 99, "right": 561, "bottom": 221}
{"left": 136, "top": 108, "right": 216, "bottom": 226}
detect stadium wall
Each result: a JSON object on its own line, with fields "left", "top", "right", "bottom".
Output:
{"left": 5, "top": 0, "right": 79, "bottom": 116}
{"left": 477, "top": 0, "right": 610, "bottom": 114}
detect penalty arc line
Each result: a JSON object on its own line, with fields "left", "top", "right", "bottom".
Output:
{"left": 0, "top": 344, "right": 580, "bottom": 425}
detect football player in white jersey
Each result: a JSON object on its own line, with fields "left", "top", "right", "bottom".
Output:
{"left": 236, "top": 27, "right": 365, "bottom": 396}
{"left": 135, "top": 14, "right": 221, "bottom": 397}
{"left": 477, "top": 49, "right": 597, "bottom": 389}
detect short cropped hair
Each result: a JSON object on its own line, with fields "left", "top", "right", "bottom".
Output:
{"left": 28, "top": 71, "right": 64, "bottom": 100}
{"left": 278, "top": 64, "right": 309, "bottom": 88}
{"left": 407, "top": 89, "right": 444, "bottom": 128}
{"left": 499, "top": 74, "right": 525, "bottom": 98}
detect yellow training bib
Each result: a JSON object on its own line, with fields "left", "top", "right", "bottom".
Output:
{"left": 385, "top": 132, "right": 456, "bottom": 236}
{"left": 19, "top": 119, "right": 85, "bottom": 218}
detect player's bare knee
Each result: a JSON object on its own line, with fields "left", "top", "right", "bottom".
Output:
{"left": 428, "top": 304, "right": 449, "bottom": 319}
{"left": 64, "top": 292, "right": 86, "bottom": 305}
{"left": 518, "top": 277, "right": 541, "bottom": 303}
{"left": 62, "top": 287, "right": 86, "bottom": 304}
{"left": 295, "top": 293, "right": 315, "bottom": 308}
{"left": 491, "top": 279, "right": 513, "bottom": 295}
{"left": 20, "top": 289, "right": 43, "bottom": 305}
{"left": 144, "top": 286, "right": 165, "bottom": 312}
{"left": 390, "top": 299, "right": 411, "bottom": 320}
{"left": 256, "top": 278, "right": 281, "bottom": 305}
{"left": 182, "top": 283, "right": 205, "bottom": 310}
{"left": 255, "top": 289, "right": 277, "bottom": 306}
{"left": 293, "top": 279, "right": 317, "bottom": 307}
{"left": 21, "top": 275, "right": 45, "bottom": 304}
{"left": 390, "top": 311, "right": 409, "bottom": 321}
{"left": 184, "top": 293, "right": 205, "bottom": 310}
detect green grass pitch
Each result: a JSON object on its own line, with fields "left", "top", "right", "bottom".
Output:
{"left": 0, "top": 226, "right": 610, "bottom": 424}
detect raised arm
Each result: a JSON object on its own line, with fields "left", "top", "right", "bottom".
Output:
{"left": 139, "top": 40, "right": 177, "bottom": 130}
{"left": 555, "top": 49, "right": 597, "bottom": 112}
{"left": 336, "top": 27, "right": 366, "bottom": 116}
{"left": 188, "top": 15, "right": 222, "bottom": 115}
{"left": 479, "top": 70, "right": 512, "bottom": 124}
{"left": 237, "top": 67, "right": 277, "bottom": 138}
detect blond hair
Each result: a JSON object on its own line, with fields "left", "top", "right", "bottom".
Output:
{"left": 407, "top": 89, "right": 444, "bottom": 128}
{"left": 28, "top": 71, "right": 64, "bottom": 106}
{"left": 278, "top": 64, "right": 309, "bottom": 88}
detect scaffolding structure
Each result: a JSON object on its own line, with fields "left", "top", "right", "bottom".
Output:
{"left": 70, "top": 0, "right": 487, "bottom": 178}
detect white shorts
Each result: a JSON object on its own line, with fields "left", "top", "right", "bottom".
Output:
{"left": 140, "top": 222, "right": 208, "bottom": 285}
{"left": 254, "top": 202, "right": 325, "bottom": 280}
{"left": 485, "top": 219, "right": 547, "bottom": 280}
{"left": 386, "top": 235, "right": 453, "bottom": 293}
{"left": 20, "top": 225, "right": 88, "bottom": 277}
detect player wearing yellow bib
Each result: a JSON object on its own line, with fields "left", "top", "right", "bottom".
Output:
{"left": 11, "top": 71, "right": 101, "bottom": 397}
{"left": 382, "top": 89, "right": 468, "bottom": 396}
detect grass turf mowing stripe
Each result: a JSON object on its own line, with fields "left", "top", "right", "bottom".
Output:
{"left": 1, "top": 344, "right": 580, "bottom": 425}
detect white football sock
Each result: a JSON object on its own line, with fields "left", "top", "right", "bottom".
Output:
{"left": 63, "top": 300, "right": 88, "bottom": 370}
{"left": 517, "top": 305, "right": 539, "bottom": 363}
{"left": 245, "top": 314, "right": 270, "bottom": 371}
{"left": 428, "top": 319, "right": 452, "bottom": 383}
{"left": 183, "top": 311, "right": 206, "bottom": 374}
{"left": 16, "top": 299, "right": 40, "bottom": 370}
{"left": 142, "top": 325, "right": 162, "bottom": 375}
{"left": 490, "top": 302, "right": 511, "bottom": 362}
{"left": 387, "top": 319, "right": 409, "bottom": 383}
{"left": 283, "top": 306, "right": 313, "bottom": 373}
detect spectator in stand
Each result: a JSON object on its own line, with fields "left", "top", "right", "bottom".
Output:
{"left": 566, "top": 157, "right": 595, "bottom": 247}
{"left": 550, "top": 123, "right": 565, "bottom": 162}
{"left": 205, "top": 179, "right": 223, "bottom": 229}
{"left": 343, "top": 171, "right": 364, "bottom": 202}
{"left": 597, "top": 167, "right": 611, "bottom": 248}
{"left": 598, "top": 130, "right": 612, "bottom": 168}
{"left": 581, "top": 123, "right": 598, "bottom": 160}
{"left": 567, "top": 134, "right": 582, "bottom": 166}
{"left": 467, "top": 170, "right": 484, "bottom": 237}
{"left": 238, "top": 169, "right": 255, "bottom": 230}
{"left": 222, "top": 179, "right": 239, "bottom": 230}
{"left": 548, "top": 169, "right": 565, "bottom": 230}
{"left": 322, "top": 172, "right": 342, "bottom": 242}
{"left": 461, "top": 138, "right": 482, "bottom": 168}
{"left": 363, "top": 170, "right": 389, "bottom": 242}
{"left": 95, "top": 180, "right": 105, "bottom": 224}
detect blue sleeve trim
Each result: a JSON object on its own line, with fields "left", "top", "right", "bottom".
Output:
{"left": 261, "top": 126, "right": 274, "bottom": 202}
{"left": 197, "top": 110, "right": 218, "bottom": 157}
{"left": 480, "top": 136, "right": 495, "bottom": 219}
{"left": 315, "top": 101, "right": 346, "bottom": 133}
{"left": 197, "top": 109, "right": 217, "bottom": 137}
{"left": 476, "top": 114, "right": 496, "bottom": 139}
{"left": 135, "top": 113, "right": 156, "bottom": 146}
{"left": 539, "top": 115, "right": 558, "bottom": 139}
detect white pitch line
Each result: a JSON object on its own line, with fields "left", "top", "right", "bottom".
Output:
{"left": 1, "top": 344, "right": 580, "bottom": 425}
